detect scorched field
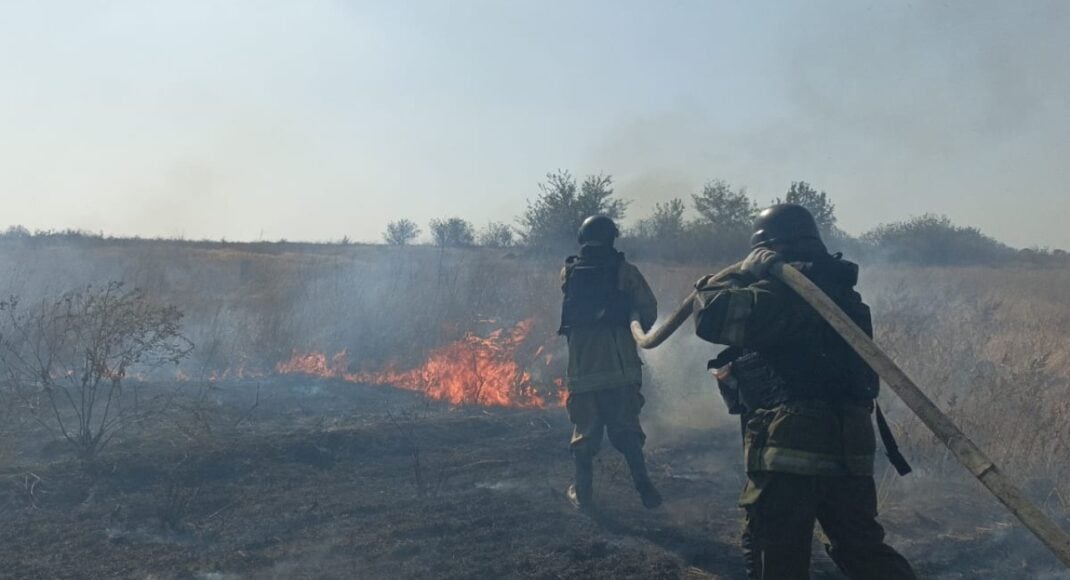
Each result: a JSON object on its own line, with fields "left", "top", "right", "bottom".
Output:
{"left": 0, "top": 239, "right": 1068, "bottom": 579}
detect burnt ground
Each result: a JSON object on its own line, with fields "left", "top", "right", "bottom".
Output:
{"left": 1, "top": 379, "right": 1067, "bottom": 579}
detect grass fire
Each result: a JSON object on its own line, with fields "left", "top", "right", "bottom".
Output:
{"left": 3, "top": 3, "right": 1070, "bottom": 579}
{"left": 275, "top": 319, "right": 562, "bottom": 409}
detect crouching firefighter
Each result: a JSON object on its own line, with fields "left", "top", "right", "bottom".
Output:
{"left": 558, "top": 215, "right": 662, "bottom": 511}
{"left": 693, "top": 204, "right": 916, "bottom": 580}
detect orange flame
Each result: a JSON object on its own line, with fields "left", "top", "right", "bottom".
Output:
{"left": 276, "top": 319, "right": 564, "bottom": 409}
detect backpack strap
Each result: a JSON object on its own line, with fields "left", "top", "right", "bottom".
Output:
{"left": 875, "top": 403, "right": 912, "bottom": 476}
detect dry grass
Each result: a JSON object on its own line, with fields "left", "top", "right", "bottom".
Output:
{"left": 863, "top": 266, "right": 1070, "bottom": 517}
{"left": 1, "top": 240, "right": 1067, "bottom": 513}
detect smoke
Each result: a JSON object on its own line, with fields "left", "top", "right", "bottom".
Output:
{"left": 584, "top": 1, "right": 1070, "bottom": 249}
{"left": 2, "top": 2, "right": 1067, "bottom": 249}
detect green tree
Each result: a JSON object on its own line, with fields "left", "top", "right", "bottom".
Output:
{"left": 778, "top": 181, "right": 837, "bottom": 231}
{"left": 429, "top": 217, "right": 476, "bottom": 247}
{"left": 691, "top": 179, "right": 755, "bottom": 233}
{"left": 518, "top": 170, "right": 627, "bottom": 251}
{"left": 383, "top": 219, "right": 421, "bottom": 245}
{"left": 477, "top": 222, "right": 515, "bottom": 248}
{"left": 630, "top": 198, "right": 692, "bottom": 262}
{"left": 861, "top": 214, "right": 1011, "bottom": 265}
{"left": 635, "top": 198, "right": 686, "bottom": 242}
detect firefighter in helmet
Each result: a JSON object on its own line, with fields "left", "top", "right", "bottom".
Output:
{"left": 693, "top": 204, "right": 916, "bottom": 579}
{"left": 559, "top": 215, "right": 661, "bottom": 511}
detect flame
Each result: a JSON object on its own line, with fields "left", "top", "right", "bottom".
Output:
{"left": 276, "top": 319, "right": 564, "bottom": 409}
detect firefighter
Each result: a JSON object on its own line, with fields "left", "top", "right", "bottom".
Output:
{"left": 559, "top": 215, "right": 661, "bottom": 511}
{"left": 693, "top": 204, "right": 916, "bottom": 579}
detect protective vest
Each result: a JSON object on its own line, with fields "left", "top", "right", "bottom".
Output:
{"left": 708, "top": 255, "right": 911, "bottom": 476}
{"left": 754, "top": 256, "right": 877, "bottom": 406}
{"left": 558, "top": 249, "right": 631, "bottom": 336}
{"left": 714, "top": 254, "right": 881, "bottom": 408}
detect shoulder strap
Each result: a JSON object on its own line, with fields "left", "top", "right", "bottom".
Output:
{"left": 875, "top": 403, "right": 912, "bottom": 476}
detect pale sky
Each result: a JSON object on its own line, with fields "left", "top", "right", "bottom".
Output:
{"left": 1, "top": 1, "right": 1067, "bottom": 248}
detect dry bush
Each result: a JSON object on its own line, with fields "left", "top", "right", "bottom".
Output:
{"left": 0, "top": 282, "right": 193, "bottom": 460}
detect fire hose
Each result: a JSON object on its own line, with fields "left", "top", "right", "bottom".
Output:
{"left": 630, "top": 262, "right": 1070, "bottom": 568}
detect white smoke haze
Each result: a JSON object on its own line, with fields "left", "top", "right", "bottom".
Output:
{"left": 1, "top": 1, "right": 1068, "bottom": 247}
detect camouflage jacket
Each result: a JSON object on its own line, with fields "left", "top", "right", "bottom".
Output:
{"left": 561, "top": 250, "right": 657, "bottom": 393}
{"left": 693, "top": 256, "right": 877, "bottom": 477}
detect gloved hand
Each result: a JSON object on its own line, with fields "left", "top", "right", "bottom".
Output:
{"left": 694, "top": 273, "right": 717, "bottom": 289}
{"left": 741, "top": 248, "right": 781, "bottom": 278}
{"left": 694, "top": 264, "right": 741, "bottom": 289}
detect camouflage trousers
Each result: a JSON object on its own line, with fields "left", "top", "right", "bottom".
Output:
{"left": 566, "top": 384, "right": 646, "bottom": 460}
{"left": 741, "top": 472, "right": 916, "bottom": 580}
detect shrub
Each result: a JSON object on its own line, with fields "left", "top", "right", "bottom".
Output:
{"left": 0, "top": 282, "right": 194, "bottom": 460}
{"left": 861, "top": 214, "right": 1012, "bottom": 265}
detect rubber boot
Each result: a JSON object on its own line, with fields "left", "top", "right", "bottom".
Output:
{"left": 622, "top": 445, "right": 662, "bottom": 509}
{"left": 567, "top": 455, "right": 595, "bottom": 512}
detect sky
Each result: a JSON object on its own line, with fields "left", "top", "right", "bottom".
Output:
{"left": 1, "top": 1, "right": 1067, "bottom": 248}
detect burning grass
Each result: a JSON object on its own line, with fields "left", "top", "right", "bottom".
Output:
{"left": 275, "top": 318, "right": 564, "bottom": 409}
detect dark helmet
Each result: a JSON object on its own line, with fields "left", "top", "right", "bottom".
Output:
{"left": 577, "top": 215, "right": 620, "bottom": 245}
{"left": 750, "top": 204, "right": 821, "bottom": 248}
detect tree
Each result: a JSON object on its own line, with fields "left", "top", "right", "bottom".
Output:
{"left": 0, "top": 282, "right": 193, "bottom": 460}
{"left": 635, "top": 198, "right": 686, "bottom": 242}
{"left": 682, "top": 180, "right": 757, "bottom": 260}
{"left": 778, "top": 181, "right": 837, "bottom": 231}
{"left": 383, "top": 219, "right": 421, "bottom": 246}
{"left": 691, "top": 179, "right": 756, "bottom": 233}
{"left": 518, "top": 170, "right": 627, "bottom": 252}
{"left": 429, "top": 217, "right": 475, "bottom": 247}
{"left": 629, "top": 198, "right": 691, "bottom": 262}
{"left": 861, "top": 214, "right": 1011, "bottom": 265}
{"left": 477, "top": 222, "right": 515, "bottom": 248}
{"left": 1, "top": 225, "right": 31, "bottom": 239}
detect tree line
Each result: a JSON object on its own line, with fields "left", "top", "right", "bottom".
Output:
{"left": 382, "top": 170, "right": 1054, "bottom": 266}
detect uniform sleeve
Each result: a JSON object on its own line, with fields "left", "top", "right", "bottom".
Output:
{"left": 624, "top": 263, "right": 658, "bottom": 332}
{"left": 560, "top": 266, "right": 568, "bottom": 293}
{"left": 693, "top": 271, "right": 818, "bottom": 349}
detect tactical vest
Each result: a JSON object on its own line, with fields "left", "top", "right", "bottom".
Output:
{"left": 719, "top": 256, "right": 910, "bottom": 475}
{"left": 731, "top": 256, "right": 878, "bottom": 409}
{"left": 558, "top": 250, "right": 632, "bottom": 336}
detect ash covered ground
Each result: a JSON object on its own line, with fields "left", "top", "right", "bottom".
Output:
{"left": 1, "top": 376, "right": 1064, "bottom": 579}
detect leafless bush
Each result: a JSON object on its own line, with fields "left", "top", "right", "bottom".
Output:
{"left": 0, "top": 282, "right": 193, "bottom": 460}
{"left": 157, "top": 477, "right": 202, "bottom": 532}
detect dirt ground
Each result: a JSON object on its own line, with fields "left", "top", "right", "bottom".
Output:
{"left": 1, "top": 379, "right": 1066, "bottom": 580}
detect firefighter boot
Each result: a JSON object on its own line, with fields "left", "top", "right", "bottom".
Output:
{"left": 623, "top": 445, "right": 662, "bottom": 509}
{"left": 567, "top": 455, "right": 595, "bottom": 512}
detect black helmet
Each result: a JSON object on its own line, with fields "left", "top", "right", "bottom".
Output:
{"left": 577, "top": 215, "right": 620, "bottom": 245}
{"left": 750, "top": 204, "right": 821, "bottom": 248}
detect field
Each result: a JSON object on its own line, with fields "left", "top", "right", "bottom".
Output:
{"left": 0, "top": 239, "right": 1068, "bottom": 579}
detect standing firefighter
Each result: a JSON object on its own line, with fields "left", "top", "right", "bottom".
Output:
{"left": 693, "top": 204, "right": 916, "bottom": 579}
{"left": 559, "top": 215, "right": 662, "bottom": 511}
